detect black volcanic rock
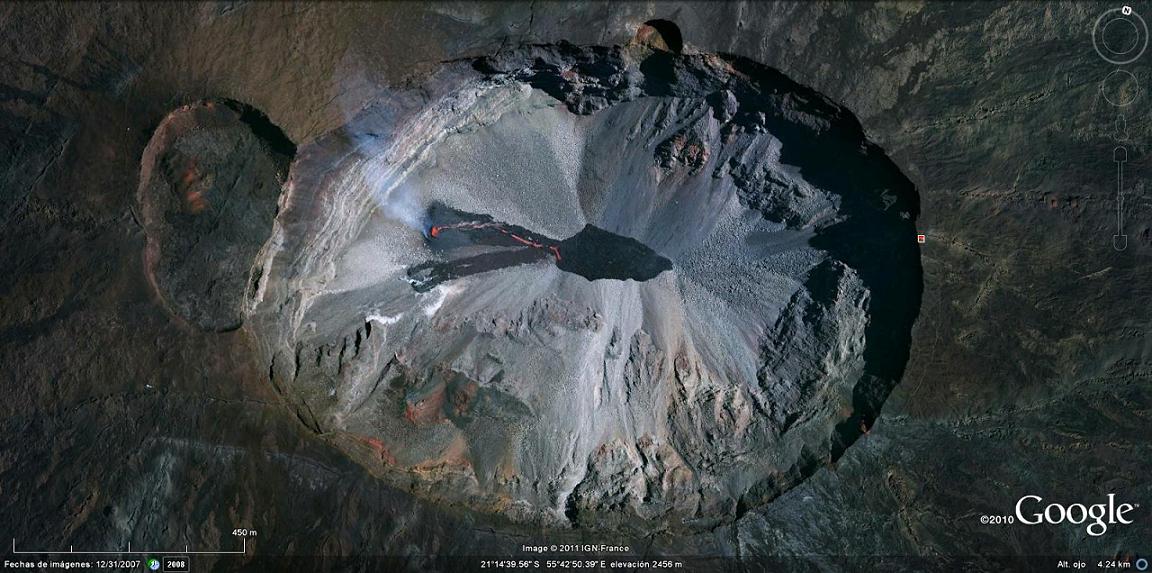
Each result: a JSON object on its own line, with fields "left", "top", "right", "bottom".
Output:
{"left": 556, "top": 224, "right": 673, "bottom": 282}
{"left": 406, "top": 203, "right": 671, "bottom": 291}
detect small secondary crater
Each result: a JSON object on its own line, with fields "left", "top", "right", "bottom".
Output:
{"left": 137, "top": 98, "right": 293, "bottom": 331}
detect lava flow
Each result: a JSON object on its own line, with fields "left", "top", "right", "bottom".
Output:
{"left": 406, "top": 203, "right": 673, "bottom": 292}
{"left": 428, "top": 221, "right": 562, "bottom": 261}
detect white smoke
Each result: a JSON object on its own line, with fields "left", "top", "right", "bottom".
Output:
{"left": 375, "top": 180, "right": 426, "bottom": 233}
{"left": 349, "top": 133, "right": 428, "bottom": 235}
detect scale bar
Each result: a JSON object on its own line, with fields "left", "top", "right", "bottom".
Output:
{"left": 11, "top": 537, "right": 246, "bottom": 555}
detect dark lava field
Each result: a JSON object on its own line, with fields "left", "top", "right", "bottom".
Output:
{"left": 1, "top": 2, "right": 1149, "bottom": 571}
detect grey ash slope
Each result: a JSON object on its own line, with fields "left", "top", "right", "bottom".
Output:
{"left": 250, "top": 41, "right": 921, "bottom": 532}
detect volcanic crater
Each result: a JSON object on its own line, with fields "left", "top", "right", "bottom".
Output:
{"left": 236, "top": 37, "right": 922, "bottom": 532}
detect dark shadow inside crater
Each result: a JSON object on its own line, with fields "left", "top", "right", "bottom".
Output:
{"left": 405, "top": 203, "right": 672, "bottom": 292}
{"left": 721, "top": 56, "right": 923, "bottom": 450}
{"left": 641, "top": 19, "right": 684, "bottom": 54}
{"left": 234, "top": 102, "right": 297, "bottom": 160}
{"left": 703, "top": 56, "right": 925, "bottom": 515}
{"left": 474, "top": 47, "right": 924, "bottom": 518}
